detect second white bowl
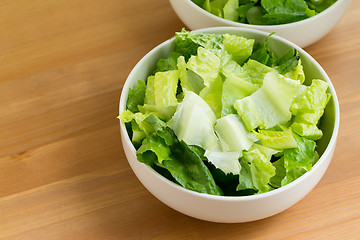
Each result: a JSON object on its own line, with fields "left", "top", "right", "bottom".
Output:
{"left": 169, "top": 0, "right": 352, "bottom": 48}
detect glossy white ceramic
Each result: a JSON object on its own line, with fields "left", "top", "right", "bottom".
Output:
{"left": 169, "top": 0, "right": 351, "bottom": 47}
{"left": 119, "top": 27, "right": 339, "bottom": 223}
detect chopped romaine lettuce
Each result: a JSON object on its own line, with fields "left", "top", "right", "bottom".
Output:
{"left": 234, "top": 71, "right": 300, "bottom": 130}
{"left": 120, "top": 30, "right": 331, "bottom": 196}
{"left": 204, "top": 150, "right": 242, "bottom": 175}
{"left": 192, "top": 0, "right": 336, "bottom": 25}
{"left": 281, "top": 133, "right": 317, "bottom": 186}
{"left": 167, "top": 90, "right": 218, "bottom": 150}
{"left": 215, "top": 114, "right": 256, "bottom": 152}
{"left": 126, "top": 80, "right": 146, "bottom": 113}
{"left": 223, "top": 33, "right": 254, "bottom": 65}
{"left": 238, "top": 146, "right": 276, "bottom": 193}
{"left": 255, "top": 128, "right": 297, "bottom": 150}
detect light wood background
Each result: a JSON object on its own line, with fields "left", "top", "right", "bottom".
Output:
{"left": 0, "top": 0, "right": 359, "bottom": 239}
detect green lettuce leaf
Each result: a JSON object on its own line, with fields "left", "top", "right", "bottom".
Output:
{"left": 223, "top": 33, "right": 255, "bottom": 65}
{"left": 153, "top": 52, "right": 182, "bottom": 74}
{"left": 215, "top": 114, "right": 256, "bottom": 152}
{"left": 224, "top": 0, "right": 239, "bottom": 21}
{"left": 161, "top": 140, "right": 223, "bottom": 195}
{"left": 291, "top": 79, "right": 331, "bottom": 125}
{"left": 291, "top": 122, "right": 323, "bottom": 140}
{"left": 167, "top": 90, "right": 218, "bottom": 150}
{"left": 187, "top": 47, "right": 221, "bottom": 87}
{"left": 255, "top": 128, "right": 297, "bottom": 150}
{"left": 177, "top": 56, "right": 205, "bottom": 94}
{"left": 275, "top": 48, "right": 301, "bottom": 75}
{"left": 306, "top": 0, "right": 336, "bottom": 12}
{"left": 137, "top": 133, "right": 172, "bottom": 165}
{"left": 261, "top": 0, "right": 308, "bottom": 24}
{"left": 281, "top": 133, "right": 316, "bottom": 186}
{"left": 192, "top": 0, "right": 332, "bottom": 25}
{"left": 284, "top": 59, "right": 305, "bottom": 84}
{"left": 221, "top": 70, "right": 258, "bottom": 116}
{"left": 249, "top": 34, "right": 277, "bottom": 66}
{"left": 234, "top": 71, "right": 300, "bottom": 130}
{"left": 175, "top": 29, "right": 225, "bottom": 57}
{"left": 126, "top": 80, "right": 146, "bottom": 113}
{"left": 238, "top": 146, "right": 276, "bottom": 193}
{"left": 269, "top": 157, "right": 286, "bottom": 188}
{"left": 204, "top": 150, "right": 242, "bottom": 175}
{"left": 137, "top": 127, "right": 222, "bottom": 195}
{"left": 141, "top": 70, "right": 179, "bottom": 120}
{"left": 199, "top": 74, "right": 224, "bottom": 118}
{"left": 241, "top": 58, "right": 275, "bottom": 85}
{"left": 237, "top": 2, "right": 256, "bottom": 23}
{"left": 203, "top": 0, "right": 225, "bottom": 18}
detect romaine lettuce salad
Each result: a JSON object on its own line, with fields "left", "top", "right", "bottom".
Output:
{"left": 120, "top": 29, "right": 331, "bottom": 196}
{"left": 192, "top": 0, "right": 336, "bottom": 25}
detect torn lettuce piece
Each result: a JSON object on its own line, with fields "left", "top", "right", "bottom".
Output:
{"left": 141, "top": 70, "right": 179, "bottom": 120}
{"left": 215, "top": 114, "right": 256, "bottom": 152}
{"left": 275, "top": 48, "right": 301, "bottom": 76}
{"left": 241, "top": 59, "right": 275, "bottom": 86}
{"left": 237, "top": 2, "right": 256, "bottom": 23}
{"left": 199, "top": 74, "right": 223, "bottom": 118}
{"left": 291, "top": 122, "right": 323, "bottom": 140}
{"left": 137, "top": 127, "right": 222, "bottom": 195}
{"left": 269, "top": 157, "right": 286, "bottom": 189}
{"left": 252, "top": 143, "right": 280, "bottom": 160}
{"left": 223, "top": 33, "right": 254, "bottom": 65}
{"left": 177, "top": 56, "right": 205, "bottom": 94}
{"left": 306, "top": 0, "right": 337, "bottom": 13}
{"left": 204, "top": 150, "right": 242, "bottom": 175}
{"left": 221, "top": 70, "right": 258, "bottom": 116}
{"left": 120, "top": 110, "right": 150, "bottom": 134}
{"left": 167, "top": 90, "right": 218, "bottom": 150}
{"left": 291, "top": 79, "right": 331, "bottom": 125}
{"left": 126, "top": 80, "right": 146, "bottom": 113}
{"left": 238, "top": 146, "right": 276, "bottom": 193}
{"left": 186, "top": 69, "right": 206, "bottom": 94}
{"left": 144, "top": 70, "right": 179, "bottom": 106}
{"left": 175, "top": 29, "right": 225, "bottom": 57}
{"left": 186, "top": 47, "right": 220, "bottom": 87}
{"left": 153, "top": 52, "right": 182, "bottom": 74}
{"left": 223, "top": 0, "right": 239, "bottom": 21}
{"left": 130, "top": 120, "right": 146, "bottom": 147}
{"left": 255, "top": 128, "right": 297, "bottom": 150}
{"left": 186, "top": 47, "right": 224, "bottom": 117}
{"left": 249, "top": 34, "right": 277, "bottom": 67}
{"left": 160, "top": 140, "right": 223, "bottom": 195}
{"left": 261, "top": 0, "right": 308, "bottom": 24}
{"left": 203, "top": 0, "right": 224, "bottom": 18}
{"left": 234, "top": 71, "right": 300, "bottom": 130}
{"left": 281, "top": 133, "right": 316, "bottom": 186}
{"left": 137, "top": 133, "right": 172, "bottom": 165}
{"left": 120, "top": 111, "right": 167, "bottom": 139}
{"left": 284, "top": 59, "right": 305, "bottom": 84}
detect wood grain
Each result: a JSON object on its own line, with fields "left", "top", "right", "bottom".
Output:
{"left": 0, "top": 0, "right": 359, "bottom": 239}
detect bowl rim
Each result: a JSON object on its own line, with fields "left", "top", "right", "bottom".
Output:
{"left": 180, "top": 0, "right": 349, "bottom": 28}
{"left": 119, "top": 26, "right": 340, "bottom": 202}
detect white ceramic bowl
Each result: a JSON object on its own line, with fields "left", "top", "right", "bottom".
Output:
{"left": 119, "top": 27, "right": 339, "bottom": 223}
{"left": 169, "top": 0, "right": 351, "bottom": 48}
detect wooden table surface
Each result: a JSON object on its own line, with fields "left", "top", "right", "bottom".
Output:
{"left": 0, "top": 0, "right": 359, "bottom": 239}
